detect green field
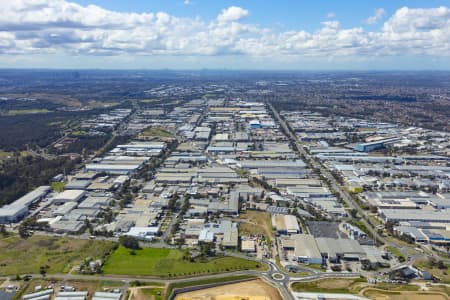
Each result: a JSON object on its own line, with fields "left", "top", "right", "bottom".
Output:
{"left": 386, "top": 246, "right": 406, "bottom": 259}
{"left": 141, "top": 287, "right": 165, "bottom": 300}
{"left": 291, "top": 278, "right": 367, "bottom": 294}
{"left": 50, "top": 181, "right": 66, "bottom": 192}
{"left": 102, "top": 246, "right": 264, "bottom": 277}
{"left": 6, "top": 109, "right": 50, "bottom": 115}
{"left": 0, "top": 236, "right": 116, "bottom": 275}
{"left": 141, "top": 127, "right": 173, "bottom": 138}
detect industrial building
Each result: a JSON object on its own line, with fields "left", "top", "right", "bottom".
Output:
{"left": 52, "top": 190, "right": 86, "bottom": 205}
{"left": 0, "top": 186, "right": 51, "bottom": 224}
{"left": 379, "top": 209, "right": 450, "bottom": 223}
{"left": 272, "top": 214, "right": 300, "bottom": 235}
{"left": 282, "top": 234, "right": 323, "bottom": 265}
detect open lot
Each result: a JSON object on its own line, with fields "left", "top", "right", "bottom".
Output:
{"left": 414, "top": 259, "right": 450, "bottom": 283}
{"left": 291, "top": 278, "right": 367, "bottom": 294}
{"left": 238, "top": 211, "right": 274, "bottom": 240}
{"left": 141, "top": 127, "right": 173, "bottom": 138}
{"left": 0, "top": 235, "right": 116, "bottom": 275}
{"left": 102, "top": 246, "right": 264, "bottom": 277}
{"left": 130, "top": 286, "right": 165, "bottom": 300}
{"left": 174, "top": 279, "right": 282, "bottom": 300}
{"left": 362, "top": 289, "right": 448, "bottom": 300}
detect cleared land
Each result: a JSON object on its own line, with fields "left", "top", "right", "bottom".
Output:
{"left": 291, "top": 278, "right": 367, "bottom": 294}
{"left": 0, "top": 235, "right": 116, "bottom": 275}
{"left": 129, "top": 286, "right": 166, "bottom": 300}
{"left": 362, "top": 288, "right": 448, "bottom": 300}
{"left": 238, "top": 211, "right": 274, "bottom": 240}
{"left": 102, "top": 246, "right": 264, "bottom": 277}
{"left": 291, "top": 279, "right": 447, "bottom": 300}
{"left": 415, "top": 259, "right": 450, "bottom": 283}
{"left": 174, "top": 279, "right": 282, "bottom": 300}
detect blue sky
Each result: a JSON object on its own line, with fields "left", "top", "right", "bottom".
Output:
{"left": 72, "top": 0, "right": 449, "bottom": 31}
{"left": 0, "top": 0, "right": 449, "bottom": 69}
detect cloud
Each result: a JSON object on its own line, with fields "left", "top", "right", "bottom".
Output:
{"left": 0, "top": 1, "right": 448, "bottom": 60}
{"left": 183, "top": 0, "right": 190, "bottom": 5}
{"left": 326, "top": 12, "right": 336, "bottom": 18}
{"left": 217, "top": 6, "right": 249, "bottom": 23}
{"left": 365, "top": 8, "right": 386, "bottom": 25}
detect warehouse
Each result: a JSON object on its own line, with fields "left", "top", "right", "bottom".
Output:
{"left": 355, "top": 137, "right": 401, "bottom": 152}
{"left": 78, "top": 196, "right": 111, "bottom": 209}
{"left": 50, "top": 219, "right": 84, "bottom": 233}
{"left": 379, "top": 209, "right": 450, "bottom": 223}
{"left": 0, "top": 205, "right": 28, "bottom": 224}
{"left": 64, "top": 180, "right": 91, "bottom": 190}
{"left": 237, "top": 160, "right": 306, "bottom": 169}
{"left": 52, "top": 190, "right": 86, "bottom": 205}
{"left": 116, "top": 142, "right": 166, "bottom": 151}
{"left": 316, "top": 237, "right": 366, "bottom": 263}
{"left": 289, "top": 234, "right": 323, "bottom": 265}
{"left": 85, "top": 163, "right": 141, "bottom": 175}
{"left": 393, "top": 226, "right": 429, "bottom": 243}
{"left": 272, "top": 214, "right": 300, "bottom": 235}
{"left": 287, "top": 186, "right": 333, "bottom": 198}
{"left": 0, "top": 186, "right": 51, "bottom": 223}
{"left": 126, "top": 226, "right": 159, "bottom": 241}
{"left": 275, "top": 178, "right": 322, "bottom": 187}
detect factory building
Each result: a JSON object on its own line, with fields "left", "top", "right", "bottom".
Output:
{"left": 0, "top": 186, "right": 51, "bottom": 224}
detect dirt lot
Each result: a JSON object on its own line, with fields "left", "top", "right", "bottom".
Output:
{"left": 362, "top": 289, "right": 449, "bottom": 300}
{"left": 174, "top": 279, "right": 282, "bottom": 300}
{"left": 238, "top": 211, "right": 274, "bottom": 240}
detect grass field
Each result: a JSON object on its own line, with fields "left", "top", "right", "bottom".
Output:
{"left": 140, "top": 287, "right": 165, "bottom": 300}
{"left": 291, "top": 278, "right": 428, "bottom": 298}
{"left": 386, "top": 246, "right": 406, "bottom": 259}
{"left": 50, "top": 181, "right": 66, "bottom": 192}
{"left": 141, "top": 127, "right": 173, "bottom": 138}
{"left": 102, "top": 246, "right": 264, "bottom": 277}
{"left": 291, "top": 278, "right": 367, "bottom": 294}
{"left": 238, "top": 211, "right": 274, "bottom": 240}
{"left": 414, "top": 259, "right": 450, "bottom": 283}
{"left": 6, "top": 109, "right": 50, "bottom": 115}
{"left": 140, "top": 99, "right": 160, "bottom": 103}
{"left": 0, "top": 236, "right": 116, "bottom": 275}
{"left": 0, "top": 150, "right": 29, "bottom": 161}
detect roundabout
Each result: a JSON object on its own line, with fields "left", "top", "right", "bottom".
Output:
{"left": 272, "top": 273, "right": 285, "bottom": 281}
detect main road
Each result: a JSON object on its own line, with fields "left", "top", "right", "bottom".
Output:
{"left": 267, "top": 101, "right": 387, "bottom": 247}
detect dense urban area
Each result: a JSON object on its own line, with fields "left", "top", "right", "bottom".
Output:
{"left": 0, "top": 70, "right": 449, "bottom": 300}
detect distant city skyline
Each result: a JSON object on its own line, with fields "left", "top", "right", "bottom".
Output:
{"left": 0, "top": 0, "right": 449, "bottom": 69}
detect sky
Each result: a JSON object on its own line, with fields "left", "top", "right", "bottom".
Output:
{"left": 0, "top": 0, "right": 449, "bottom": 70}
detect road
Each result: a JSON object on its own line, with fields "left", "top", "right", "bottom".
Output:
{"left": 267, "top": 101, "right": 386, "bottom": 246}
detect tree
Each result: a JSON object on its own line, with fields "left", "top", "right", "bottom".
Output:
{"left": 0, "top": 224, "right": 8, "bottom": 237}
{"left": 119, "top": 235, "right": 140, "bottom": 250}
{"left": 39, "top": 265, "right": 48, "bottom": 277}
{"left": 437, "top": 260, "right": 446, "bottom": 270}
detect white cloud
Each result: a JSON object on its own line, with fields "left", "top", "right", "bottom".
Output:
{"left": 217, "top": 6, "right": 249, "bottom": 23}
{"left": 365, "top": 8, "right": 386, "bottom": 25}
{"left": 326, "top": 12, "right": 336, "bottom": 18}
{"left": 0, "top": 1, "right": 448, "bottom": 60}
{"left": 183, "top": 0, "right": 190, "bottom": 5}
